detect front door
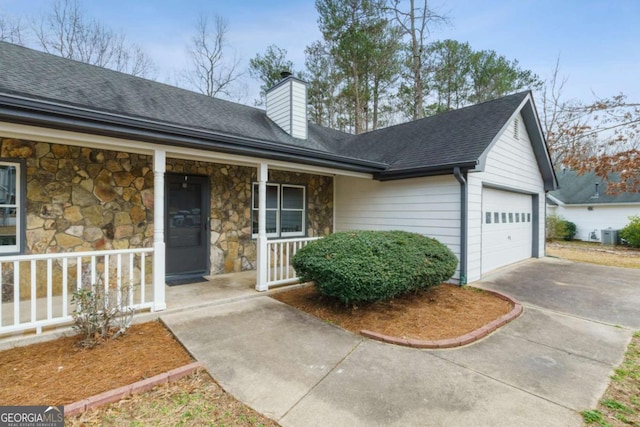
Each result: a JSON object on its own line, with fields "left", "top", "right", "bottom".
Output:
{"left": 165, "top": 174, "right": 209, "bottom": 277}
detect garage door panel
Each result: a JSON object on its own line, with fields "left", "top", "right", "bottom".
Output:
{"left": 482, "top": 188, "right": 533, "bottom": 275}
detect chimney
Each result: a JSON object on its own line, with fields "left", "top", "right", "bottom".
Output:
{"left": 266, "top": 71, "right": 308, "bottom": 140}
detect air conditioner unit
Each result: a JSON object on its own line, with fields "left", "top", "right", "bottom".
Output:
{"left": 601, "top": 229, "right": 618, "bottom": 245}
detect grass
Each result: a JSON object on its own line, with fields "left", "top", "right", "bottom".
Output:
{"left": 582, "top": 332, "right": 640, "bottom": 426}
{"left": 67, "top": 370, "right": 279, "bottom": 426}
{"left": 546, "top": 241, "right": 640, "bottom": 269}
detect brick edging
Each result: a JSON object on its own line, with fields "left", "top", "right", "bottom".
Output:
{"left": 360, "top": 288, "right": 523, "bottom": 349}
{"left": 64, "top": 361, "right": 205, "bottom": 417}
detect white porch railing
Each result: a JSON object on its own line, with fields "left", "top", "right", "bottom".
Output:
{"left": 266, "top": 237, "right": 319, "bottom": 288}
{"left": 0, "top": 247, "right": 153, "bottom": 336}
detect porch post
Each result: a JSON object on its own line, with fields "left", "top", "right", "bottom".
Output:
{"left": 152, "top": 150, "right": 167, "bottom": 310}
{"left": 256, "top": 162, "right": 269, "bottom": 291}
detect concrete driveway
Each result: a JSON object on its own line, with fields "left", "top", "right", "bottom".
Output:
{"left": 162, "top": 257, "right": 639, "bottom": 426}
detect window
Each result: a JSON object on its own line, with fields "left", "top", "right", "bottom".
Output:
{"left": 281, "top": 185, "right": 305, "bottom": 237}
{"left": 252, "top": 183, "right": 306, "bottom": 238}
{"left": 515, "top": 213, "right": 520, "bottom": 223}
{"left": 485, "top": 212, "right": 491, "bottom": 224}
{"left": 508, "top": 213, "right": 513, "bottom": 223}
{"left": 527, "top": 213, "right": 531, "bottom": 222}
{"left": 0, "top": 161, "right": 22, "bottom": 254}
{"left": 494, "top": 212, "right": 499, "bottom": 223}
{"left": 502, "top": 212, "right": 507, "bottom": 223}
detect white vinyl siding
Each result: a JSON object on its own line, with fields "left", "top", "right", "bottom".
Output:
{"left": 266, "top": 87, "right": 291, "bottom": 133}
{"left": 548, "top": 203, "right": 640, "bottom": 242}
{"left": 466, "top": 112, "right": 546, "bottom": 282}
{"left": 266, "top": 78, "right": 307, "bottom": 140}
{"left": 290, "top": 83, "right": 307, "bottom": 139}
{"left": 334, "top": 175, "right": 462, "bottom": 282}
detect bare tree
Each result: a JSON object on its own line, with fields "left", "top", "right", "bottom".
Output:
{"left": 389, "top": 0, "right": 449, "bottom": 120}
{"left": 541, "top": 58, "right": 640, "bottom": 193}
{"left": 0, "top": 12, "right": 25, "bottom": 44}
{"left": 184, "top": 14, "right": 242, "bottom": 98}
{"left": 540, "top": 57, "right": 578, "bottom": 165}
{"left": 33, "top": 0, "right": 156, "bottom": 78}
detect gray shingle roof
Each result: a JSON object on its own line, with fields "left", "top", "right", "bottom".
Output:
{"left": 0, "top": 41, "right": 544, "bottom": 179}
{"left": 327, "top": 92, "right": 529, "bottom": 171}
{"left": 550, "top": 170, "right": 640, "bottom": 204}
{"left": 0, "top": 41, "right": 342, "bottom": 153}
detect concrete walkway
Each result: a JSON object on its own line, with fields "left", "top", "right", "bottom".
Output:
{"left": 162, "top": 258, "right": 639, "bottom": 426}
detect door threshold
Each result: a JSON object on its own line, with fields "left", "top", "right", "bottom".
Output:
{"left": 165, "top": 274, "right": 207, "bottom": 286}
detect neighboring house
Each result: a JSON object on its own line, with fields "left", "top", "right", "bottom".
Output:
{"left": 0, "top": 42, "right": 556, "bottom": 335}
{"left": 547, "top": 170, "right": 640, "bottom": 242}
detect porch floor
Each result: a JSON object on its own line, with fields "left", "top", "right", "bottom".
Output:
{"left": 164, "top": 271, "right": 260, "bottom": 312}
{"left": 1, "top": 270, "right": 303, "bottom": 348}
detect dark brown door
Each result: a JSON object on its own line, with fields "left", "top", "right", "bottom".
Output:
{"left": 165, "top": 174, "right": 209, "bottom": 277}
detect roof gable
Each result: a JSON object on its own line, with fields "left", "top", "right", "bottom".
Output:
{"left": 550, "top": 170, "right": 640, "bottom": 204}
{"left": 475, "top": 93, "right": 557, "bottom": 191}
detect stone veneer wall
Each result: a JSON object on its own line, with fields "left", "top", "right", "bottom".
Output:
{"left": 0, "top": 138, "right": 153, "bottom": 299}
{"left": 166, "top": 160, "right": 334, "bottom": 275}
{"left": 0, "top": 137, "right": 334, "bottom": 299}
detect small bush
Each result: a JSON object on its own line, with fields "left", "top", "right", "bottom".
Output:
{"left": 292, "top": 230, "right": 458, "bottom": 305}
{"left": 562, "top": 220, "right": 577, "bottom": 241}
{"left": 546, "top": 214, "right": 575, "bottom": 241}
{"left": 620, "top": 215, "right": 640, "bottom": 248}
{"left": 71, "top": 284, "right": 134, "bottom": 348}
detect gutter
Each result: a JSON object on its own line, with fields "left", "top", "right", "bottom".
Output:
{"left": 453, "top": 167, "right": 468, "bottom": 285}
{"left": 0, "top": 94, "right": 388, "bottom": 173}
{"left": 553, "top": 201, "right": 640, "bottom": 207}
{"left": 374, "top": 161, "right": 477, "bottom": 181}
{"left": 546, "top": 194, "right": 564, "bottom": 207}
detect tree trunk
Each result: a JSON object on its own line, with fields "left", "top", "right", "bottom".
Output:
{"left": 352, "top": 62, "right": 362, "bottom": 134}
{"left": 410, "top": 0, "right": 424, "bottom": 120}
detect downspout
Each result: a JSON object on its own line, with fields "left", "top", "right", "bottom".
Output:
{"left": 453, "top": 167, "right": 468, "bottom": 285}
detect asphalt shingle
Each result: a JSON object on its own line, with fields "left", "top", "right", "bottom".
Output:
{"left": 0, "top": 41, "right": 532, "bottom": 174}
{"left": 550, "top": 170, "right": 640, "bottom": 204}
{"left": 328, "top": 92, "right": 528, "bottom": 171}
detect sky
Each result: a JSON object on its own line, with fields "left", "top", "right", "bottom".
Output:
{"left": 1, "top": 0, "right": 639, "bottom": 106}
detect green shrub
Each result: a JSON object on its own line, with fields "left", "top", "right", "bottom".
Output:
{"left": 562, "top": 220, "right": 577, "bottom": 241}
{"left": 292, "top": 230, "right": 458, "bottom": 305}
{"left": 546, "top": 214, "right": 575, "bottom": 241}
{"left": 546, "top": 214, "right": 566, "bottom": 241}
{"left": 620, "top": 215, "right": 640, "bottom": 248}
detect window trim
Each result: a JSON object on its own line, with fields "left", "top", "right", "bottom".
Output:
{"left": 252, "top": 183, "right": 279, "bottom": 238}
{"left": 251, "top": 182, "right": 306, "bottom": 239}
{"left": 0, "top": 159, "right": 25, "bottom": 255}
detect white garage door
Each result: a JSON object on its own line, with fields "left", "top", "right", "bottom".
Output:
{"left": 482, "top": 188, "right": 533, "bottom": 275}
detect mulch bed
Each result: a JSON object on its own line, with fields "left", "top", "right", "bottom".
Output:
{"left": 0, "top": 320, "right": 193, "bottom": 406}
{"left": 271, "top": 284, "right": 514, "bottom": 341}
